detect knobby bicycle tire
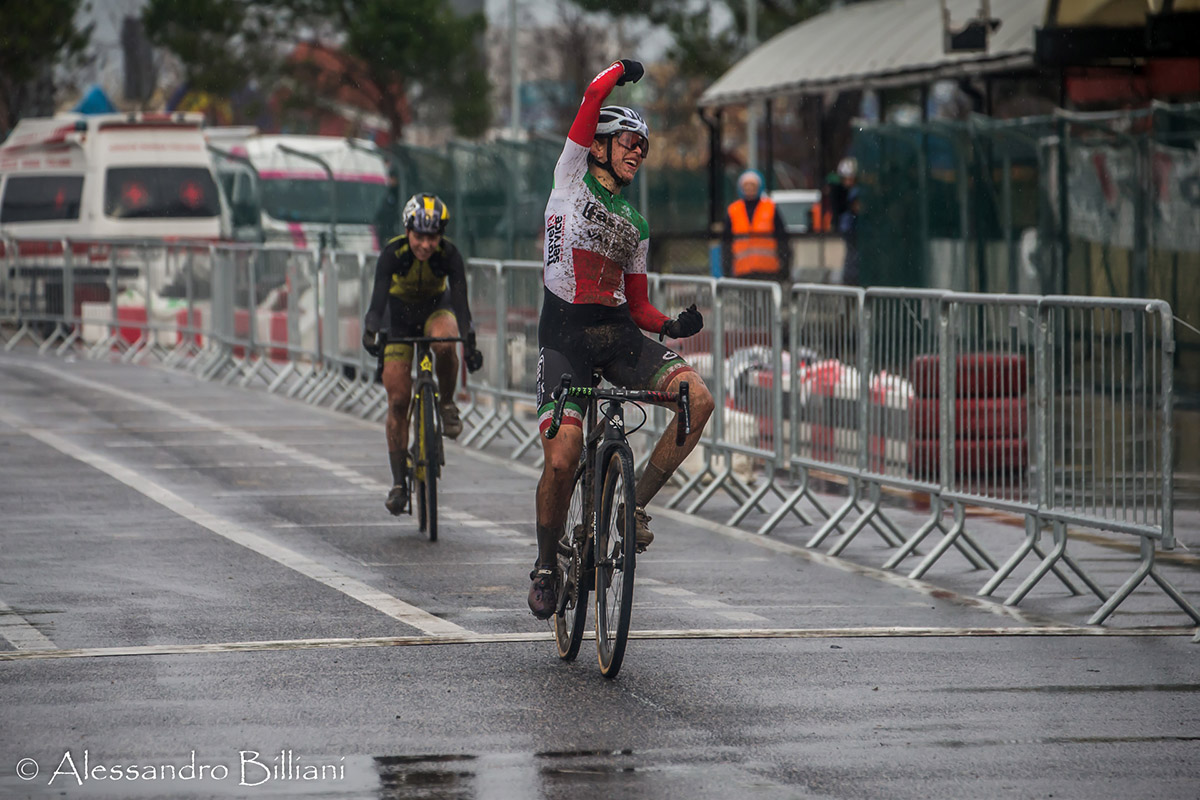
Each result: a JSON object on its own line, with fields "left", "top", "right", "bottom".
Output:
{"left": 594, "top": 447, "right": 637, "bottom": 679}
{"left": 554, "top": 461, "right": 590, "bottom": 661}
{"left": 413, "top": 386, "right": 427, "bottom": 533}
{"left": 422, "top": 385, "right": 439, "bottom": 542}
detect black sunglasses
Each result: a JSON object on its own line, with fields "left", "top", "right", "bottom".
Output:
{"left": 615, "top": 131, "right": 649, "bottom": 157}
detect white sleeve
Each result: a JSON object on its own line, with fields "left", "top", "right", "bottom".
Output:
{"left": 552, "top": 140, "right": 589, "bottom": 191}
{"left": 628, "top": 238, "right": 649, "bottom": 275}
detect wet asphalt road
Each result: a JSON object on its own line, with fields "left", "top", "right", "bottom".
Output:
{"left": 0, "top": 352, "right": 1197, "bottom": 800}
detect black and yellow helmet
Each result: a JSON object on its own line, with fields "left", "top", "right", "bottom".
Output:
{"left": 403, "top": 192, "right": 449, "bottom": 235}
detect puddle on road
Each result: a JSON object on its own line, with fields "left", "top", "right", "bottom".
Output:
{"left": 374, "top": 750, "right": 643, "bottom": 799}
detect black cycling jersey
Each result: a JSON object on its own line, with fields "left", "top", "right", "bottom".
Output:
{"left": 364, "top": 235, "right": 472, "bottom": 339}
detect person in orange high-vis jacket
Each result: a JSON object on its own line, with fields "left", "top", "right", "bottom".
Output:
{"left": 721, "top": 170, "right": 790, "bottom": 281}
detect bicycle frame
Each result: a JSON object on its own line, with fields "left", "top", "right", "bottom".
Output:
{"left": 545, "top": 372, "right": 691, "bottom": 677}
{"left": 379, "top": 335, "right": 465, "bottom": 542}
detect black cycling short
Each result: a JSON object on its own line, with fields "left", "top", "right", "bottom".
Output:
{"left": 536, "top": 288, "right": 691, "bottom": 433}
{"left": 382, "top": 290, "right": 456, "bottom": 363}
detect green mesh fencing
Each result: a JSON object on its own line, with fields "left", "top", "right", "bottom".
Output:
{"left": 851, "top": 104, "right": 1200, "bottom": 397}
{"left": 386, "top": 136, "right": 712, "bottom": 262}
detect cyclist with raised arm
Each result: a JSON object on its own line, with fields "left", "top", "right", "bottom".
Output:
{"left": 362, "top": 193, "right": 484, "bottom": 516}
{"left": 528, "top": 59, "right": 715, "bottom": 619}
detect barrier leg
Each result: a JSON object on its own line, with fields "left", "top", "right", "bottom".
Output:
{"left": 725, "top": 477, "right": 768, "bottom": 527}
{"left": 907, "top": 502, "right": 967, "bottom": 579}
{"left": 807, "top": 478, "right": 861, "bottom": 548}
{"left": 953, "top": 528, "right": 999, "bottom": 572}
{"left": 755, "top": 468, "right": 825, "bottom": 535}
{"left": 665, "top": 462, "right": 712, "bottom": 509}
{"left": 5, "top": 323, "right": 33, "bottom": 351}
{"left": 684, "top": 461, "right": 742, "bottom": 515}
{"left": 460, "top": 406, "right": 499, "bottom": 447}
{"left": 883, "top": 497, "right": 944, "bottom": 569}
{"left": 238, "top": 356, "right": 270, "bottom": 389}
{"left": 120, "top": 334, "right": 148, "bottom": 363}
{"left": 827, "top": 483, "right": 901, "bottom": 556}
{"left": 37, "top": 326, "right": 65, "bottom": 355}
{"left": 1088, "top": 537, "right": 1200, "bottom": 626}
{"left": 474, "top": 404, "right": 520, "bottom": 449}
{"left": 1004, "top": 520, "right": 1104, "bottom": 607}
{"left": 54, "top": 327, "right": 81, "bottom": 356}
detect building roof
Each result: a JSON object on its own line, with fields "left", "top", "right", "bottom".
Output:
{"left": 698, "top": 0, "right": 1043, "bottom": 109}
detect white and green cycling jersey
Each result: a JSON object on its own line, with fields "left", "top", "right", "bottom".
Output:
{"left": 542, "top": 139, "right": 650, "bottom": 309}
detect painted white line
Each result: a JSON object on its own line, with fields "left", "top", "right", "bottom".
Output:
{"left": 0, "top": 407, "right": 468, "bottom": 638}
{"left": 491, "top": 528, "right": 529, "bottom": 539}
{"left": 152, "top": 461, "right": 298, "bottom": 469}
{"left": 716, "top": 611, "right": 771, "bottom": 622}
{"left": 210, "top": 489, "right": 375, "bottom": 498}
{"left": 0, "top": 599, "right": 57, "bottom": 652}
{"left": 105, "top": 440, "right": 245, "bottom": 448}
{"left": 24, "top": 361, "right": 524, "bottom": 533}
{"left": 273, "top": 521, "right": 406, "bottom": 529}
{"left": 1, "top": 626, "right": 1191, "bottom": 662}
{"left": 648, "top": 586, "right": 692, "bottom": 597}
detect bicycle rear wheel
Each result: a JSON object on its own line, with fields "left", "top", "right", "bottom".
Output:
{"left": 594, "top": 447, "right": 637, "bottom": 678}
{"left": 554, "top": 461, "right": 590, "bottom": 661}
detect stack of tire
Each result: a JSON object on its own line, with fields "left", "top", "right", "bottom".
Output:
{"left": 907, "top": 353, "right": 1028, "bottom": 485}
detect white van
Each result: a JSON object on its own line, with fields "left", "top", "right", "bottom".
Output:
{"left": 205, "top": 131, "right": 391, "bottom": 253}
{"left": 1, "top": 112, "right": 230, "bottom": 344}
{"left": 0, "top": 111, "right": 226, "bottom": 242}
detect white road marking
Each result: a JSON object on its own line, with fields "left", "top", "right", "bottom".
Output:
{"left": 1, "top": 626, "right": 1190, "bottom": 662}
{"left": 273, "top": 521, "right": 407, "bottom": 529}
{"left": 491, "top": 528, "right": 529, "bottom": 539}
{"left": 0, "top": 599, "right": 57, "bottom": 652}
{"left": 716, "top": 611, "right": 772, "bottom": 622}
{"left": 0, "top": 407, "right": 467, "bottom": 638}
{"left": 209, "top": 489, "right": 375, "bottom": 497}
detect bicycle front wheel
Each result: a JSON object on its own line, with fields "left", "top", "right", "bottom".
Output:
{"left": 554, "top": 461, "right": 590, "bottom": 661}
{"left": 594, "top": 447, "right": 637, "bottom": 679}
{"left": 420, "top": 386, "right": 439, "bottom": 542}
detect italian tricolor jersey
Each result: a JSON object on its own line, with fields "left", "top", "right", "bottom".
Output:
{"left": 542, "top": 140, "right": 650, "bottom": 308}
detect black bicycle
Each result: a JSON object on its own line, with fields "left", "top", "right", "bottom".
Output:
{"left": 380, "top": 336, "right": 465, "bottom": 543}
{"left": 544, "top": 372, "right": 690, "bottom": 678}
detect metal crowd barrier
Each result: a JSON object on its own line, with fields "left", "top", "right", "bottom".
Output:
{"left": 2, "top": 234, "right": 1193, "bottom": 627}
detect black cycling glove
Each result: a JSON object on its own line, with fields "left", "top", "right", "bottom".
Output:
{"left": 660, "top": 304, "right": 704, "bottom": 341}
{"left": 362, "top": 329, "right": 382, "bottom": 358}
{"left": 617, "top": 59, "right": 644, "bottom": 86}
{"left": 465, "top": 331, "right": 484, "bottom": 373}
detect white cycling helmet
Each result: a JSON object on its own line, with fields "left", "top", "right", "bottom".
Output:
{"left": 595, "top": 105, "right": 649, "bottom": 141}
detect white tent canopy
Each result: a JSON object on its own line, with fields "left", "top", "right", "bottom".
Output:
{"left": 698, "top": 0, "right": 1043, "bottom": 108}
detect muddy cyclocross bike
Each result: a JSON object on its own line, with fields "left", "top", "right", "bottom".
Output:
{"left": 377, "top": 335, "right": 465, "bottom": 542}
{"left": 543, "top": 372, "right": 691, "bottom": 678}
